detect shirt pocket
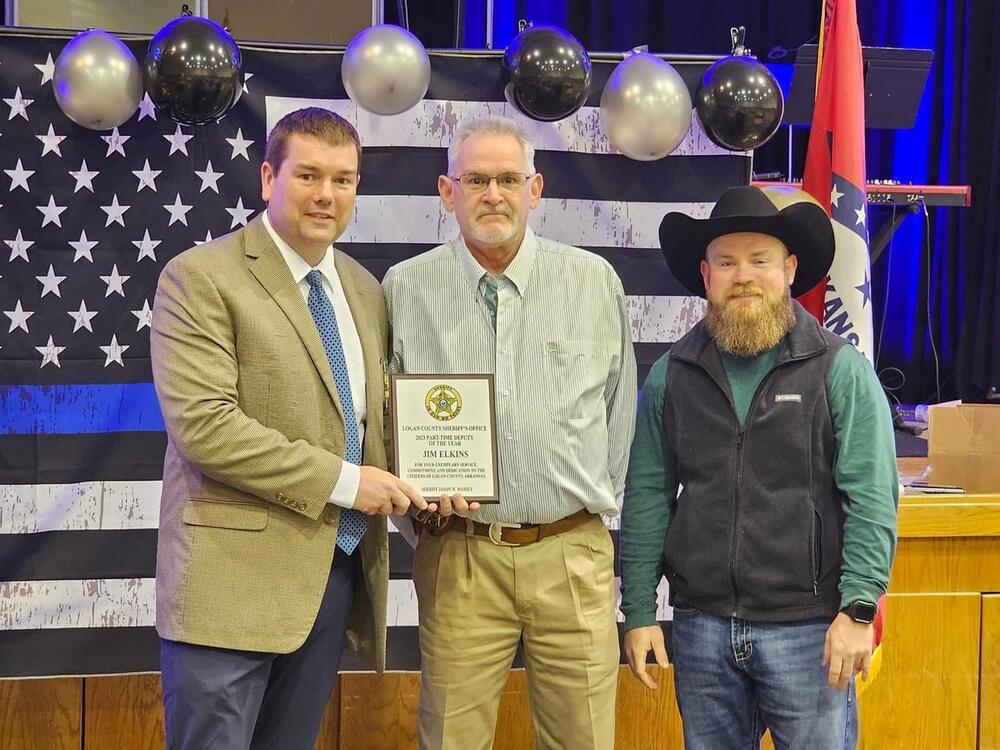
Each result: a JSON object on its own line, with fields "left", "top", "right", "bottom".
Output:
{"left": 542, "top": 339, "right": 609, "bottom": 420}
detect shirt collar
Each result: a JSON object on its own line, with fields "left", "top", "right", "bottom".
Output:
{"left": 262, "top": 210, "right": 337, "bottom": 286}
{"left": 454, "top": 225, "right": 537, "bottom": 296}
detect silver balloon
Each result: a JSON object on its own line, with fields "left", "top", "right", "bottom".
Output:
{"left": 342, "top": 25, "right": 431, "bottom": 116}
{"left": 54, "top": 29, "right": 142, "bottom": 131}
{"left": 600, "top": 53, "right": 693, "bottom": 161}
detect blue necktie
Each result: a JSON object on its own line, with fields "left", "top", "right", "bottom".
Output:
{"left": 306, "top": 270, "right": 367, "bottom": 555}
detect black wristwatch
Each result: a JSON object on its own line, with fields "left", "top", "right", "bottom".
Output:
{"left": 841, "top": 600, "right": 878, "bottom": 624}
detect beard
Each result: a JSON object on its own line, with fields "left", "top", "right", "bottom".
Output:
{"left": 467, "top": 206, "right": 518, "bottom": 245}
{"left": 705, "top": 283, "right": 796, "bottom": 357}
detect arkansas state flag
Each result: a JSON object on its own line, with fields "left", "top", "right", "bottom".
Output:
{"left": 797, "top": 0, "right": 875, "bottom": 363}
{"left": 799, "top": 0, "right": 887, "bottom": 688}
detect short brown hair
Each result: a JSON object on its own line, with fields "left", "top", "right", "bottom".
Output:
{"left": 264, "top": 107, "right": 362, "bottom": 174}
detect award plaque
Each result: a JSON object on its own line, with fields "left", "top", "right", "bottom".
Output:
{"left": 390, "top": 374, "right": 500, "bottom": 503}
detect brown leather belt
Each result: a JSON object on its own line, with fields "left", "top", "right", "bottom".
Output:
{"left": 431, "top": 508, "right": 594, "bottom": 546}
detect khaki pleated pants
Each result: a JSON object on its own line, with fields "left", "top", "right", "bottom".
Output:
{"left": 413, "top": 515, "right": 619, "bottom": 750}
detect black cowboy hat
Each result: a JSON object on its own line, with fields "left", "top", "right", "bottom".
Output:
{"left": 658, "top": 185, "right": 835, "bottom": 298}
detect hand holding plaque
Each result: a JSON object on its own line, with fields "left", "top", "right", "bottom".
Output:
{"left": 390, "top": 374, "right": 500, "bottom": 504}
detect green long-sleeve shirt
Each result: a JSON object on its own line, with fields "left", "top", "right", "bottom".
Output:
{"left": 619, "top": 344, "right": 899, "bottom": 631}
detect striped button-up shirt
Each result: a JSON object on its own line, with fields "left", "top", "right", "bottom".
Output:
{"left": 383, "top": 227, "right": 637, "bottom": 524}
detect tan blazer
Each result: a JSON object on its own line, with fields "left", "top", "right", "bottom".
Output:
{"left": 150, "top": 215, "right": 389, "bottom": 670}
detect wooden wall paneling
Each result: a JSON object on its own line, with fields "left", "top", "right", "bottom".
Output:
{"left": 494, "top": 670, "right": 535, "bottom": 749}
{"left": 338, "top": 671, "right": 535, "bottom": 750}
{"left": 84, "top": 674, "right": 163, "bottom": 750}
{"left": 981, "top": 595, "right": 1000, "bottom": 750}
{"left": 0, "top": 678, "right": 81, "bottom": 750}
{"left": 890, "top": 538, "right": 1000, "bottom": 593}
{"left": 898, "top": 500, "right": 1000, "bottom": 538}
{"left": 339, "top": 672, "right": 420, "bottom": 749}
{"left": 83, "top": 671, "right": 341, "bottom": 750}
{"left": 614, "top": 666, "right": 685, "bottom": 749}
{"left": 314, "top": 675, "right": 342, "bottom": 750}
{"left": 856, "top": 592, "right": 980, "bottom": 750}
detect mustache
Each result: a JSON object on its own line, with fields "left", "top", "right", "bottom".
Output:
{"left": 727, "top": 283, "right": 766, "bottom": 299}
{"left": 475, "top": 207, "right": 512, "bottom": 219}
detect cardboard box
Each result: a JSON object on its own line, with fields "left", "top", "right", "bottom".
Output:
{"left": 927, "top": 402, "right": 1000, "bottom": 494}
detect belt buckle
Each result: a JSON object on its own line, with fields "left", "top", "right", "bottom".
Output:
{"left": 487, "top": 521, "right": 520, "bottom": 546}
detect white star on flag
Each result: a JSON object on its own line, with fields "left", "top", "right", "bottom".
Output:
{"left": 36, "top": 195, "right": 68, "bottom": 227}
{"left": 5, "top": 229, "right": 35, "bottom": 262}
{"left": 101, "top": 127, "right": 130, "bottom": 157}
{"left": 4, "top": 87, "right": 33, "bottom": 121}
{"left": 100, "top": 194, "right": 131, "bottom": 227}
{"left": 137, "top": 93, "right": 157, "bottom": 121}
{"left": 36, "top": 335, "right": 66, "bottom": 368}
{"left": 132, "top": 299, "right": 154, "bottom": 331}
{"left": 132, "top": 159, "right": 162, "bottom": 192}
{"left": 5, "top": 158, "right": 35, "bottom": 192}
{"left": 164, "top": 194, "right": 194, "bottom": 226}
{"left": 69, "top": 159, "right": 99, "bottom": 192}
{"left": 132, "top": 229, "right": 161, "bottom": 262}
{"left": 35, "top": 54, "right": 56, "bottom": 85}
{"left": 164, "top": 124, "right": 194, "bottom": 156}
{"left": 830, "top": 184, "right": 844, "bottom": 209}
{"left": 36, "top": 264, "right": 67, "bottom": 297}
{"left": 100, "top": 334, "right": 130, "bottom": 367}
{"left": 4, "top": 300, "right": 34, "bottom": 333}
{"left": 854, "top": 205, "right": 866, "bottom": 227}
{"left": 195, "top": 230, "right": 214, "bottom": 245}
{"left": 241, "top": 71, "right": 255, "bottom": 94}
{"left": 67, "top": 300, "right": 99, "bottom": 332}
{"left": 226, "top": 197, "right": 255, "bottom": 228}
{"left": 37, "top": 123, "right": 67, "bottom": 157}
{"left": 69, "top": 229, "right": 98, "bottom": 262}
{"left": 194, "top": 161, "right": 224, "bottom": 193}
{"left": 99, "top": 264, "right": 130, "bottom": 297}
{"left": 226, "top": 128, "right": 254, "bottom": 160}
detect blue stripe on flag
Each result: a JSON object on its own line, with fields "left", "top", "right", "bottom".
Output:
{"left": 0, "top": 384, "right": 164, "bottom": 434}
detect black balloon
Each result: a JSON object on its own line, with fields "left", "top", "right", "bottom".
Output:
{"left": 503, "top": 26, "right": 591, "bottom": 122}
{"left": 695, "top": 56, "right": 784, "bottom": 151}
{"left": 144, "top": 16, "right": 243, "bottom": 126}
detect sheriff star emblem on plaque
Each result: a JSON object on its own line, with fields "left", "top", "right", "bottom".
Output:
{"left": 425, "top": 384, "right": 462, "bottom": 421}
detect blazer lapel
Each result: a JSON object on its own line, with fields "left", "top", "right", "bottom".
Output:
{"left": 244, "top": 216, "right": 345, "bottom": 420}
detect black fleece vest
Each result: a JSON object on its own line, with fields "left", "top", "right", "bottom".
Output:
{"left": 663, "top": 302, "right": 850, "bottom": 622}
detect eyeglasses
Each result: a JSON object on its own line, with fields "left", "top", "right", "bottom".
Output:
{"left": 449, "top": 172, "right": 535, "bottom": 192}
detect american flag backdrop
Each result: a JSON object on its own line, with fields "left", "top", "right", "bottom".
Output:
{"left": 0, "top": 30, "right": 749, "bottom": 678}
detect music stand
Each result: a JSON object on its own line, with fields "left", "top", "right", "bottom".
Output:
{"left": 777, "top": 44, "right": 940, "bottom": 261}
{"left": 783, "top": 44, "right": 934, "bottom": 129}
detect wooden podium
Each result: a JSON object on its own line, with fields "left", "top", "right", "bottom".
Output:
{"left": 854, "top": 485, "right": 1000, "bottom": 748}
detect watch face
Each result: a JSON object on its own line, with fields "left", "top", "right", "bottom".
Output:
{"left": 848, "top": 601, "right": 877, "bottom": 623}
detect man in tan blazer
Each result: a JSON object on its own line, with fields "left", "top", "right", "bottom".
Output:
{"left": 151, "top": 108, "right": 427, "bottom": 750}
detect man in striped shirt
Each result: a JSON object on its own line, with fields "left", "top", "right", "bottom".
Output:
{"left": 383, "top": 116, "right": 637, "bottom": 750}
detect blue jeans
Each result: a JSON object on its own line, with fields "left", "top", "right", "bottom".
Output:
{"left": 671, "top": 606, "right": 858, "bottom": 750}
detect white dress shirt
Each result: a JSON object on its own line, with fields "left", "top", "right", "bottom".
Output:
{"left": 263, "top": 212, "right": 364, "bottom": 508}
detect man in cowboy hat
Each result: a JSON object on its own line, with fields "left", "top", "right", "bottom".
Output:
{"left": 619, "top": 185, "right": 898, "bottom": 749}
